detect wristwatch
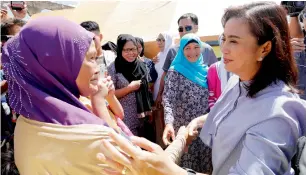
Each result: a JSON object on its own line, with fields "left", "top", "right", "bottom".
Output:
{"left": 183, "top": 167, "right": 197, "bottom": 175}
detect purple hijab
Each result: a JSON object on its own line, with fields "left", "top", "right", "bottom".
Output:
{"left": 1, "top": 16, "right": 105, "bottom": 125}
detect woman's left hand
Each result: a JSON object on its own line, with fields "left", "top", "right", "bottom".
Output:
{"left": 97, "top": 131, "right": 187, "bottom": 175}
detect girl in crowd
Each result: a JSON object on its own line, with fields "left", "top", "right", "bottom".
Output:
{"left": 97, "top": 2, "right": 306, "bottom": 175}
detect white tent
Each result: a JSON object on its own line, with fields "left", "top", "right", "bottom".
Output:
{"left": 31, "top": 0, "right": 281, "bottom": 58}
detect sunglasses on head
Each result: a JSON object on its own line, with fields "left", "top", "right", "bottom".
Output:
{"left": 156, "top": 38, "right": 165, "bottom": 42}
{"left": 178, "top": 25, "right": 193, "bottom": 32}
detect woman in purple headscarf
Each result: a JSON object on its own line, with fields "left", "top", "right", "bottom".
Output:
{"left": 1, "top": 16, "right": 132, "bottom": 174}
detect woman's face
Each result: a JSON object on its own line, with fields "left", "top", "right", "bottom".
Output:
{"left": 156, "top": 34, "right": 165, "bottom": 51}
{"left": 136, "top": 42, "right": 143, "bottom": 56}
{"left": 76, "top": 39, "right": 100, "bottom": 97}
{"left": 122, "top": 41, "right": 138, "bottom": 62}
{"left": 221, "top": 18, "right": 264, "bottom": 81}
{"left": 183, "top": 42, "right": 201, "bottom": 62}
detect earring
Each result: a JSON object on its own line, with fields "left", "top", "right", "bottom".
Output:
{"left": 258, "top": 57, "right": 263, "bottom": 61}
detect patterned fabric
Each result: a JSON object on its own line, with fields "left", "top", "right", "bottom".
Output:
{"left": 163, "top": 70, "right": 212, "bottom": 173}
{"left": 107, "top": 62, "right": 140, "bottom": 136}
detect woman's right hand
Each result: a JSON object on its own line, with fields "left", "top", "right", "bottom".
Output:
{"left": 98, "top": 131, "right": 187, "bottom": 175}
{"left": 163, "top": 124, "right": 175, "bottom": 145}
{"left": 291, "top": 38, "right": 305, "bottom": 53}
{"left": 128, "top": 80, "right": 141, "bottom": 91}
{"left": 90, "top": 79, "right": 109, "bottom": 102}
{"left": 1, "top": 9, "right": 8, "bottom": 21}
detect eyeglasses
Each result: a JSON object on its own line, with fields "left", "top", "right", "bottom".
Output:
{"left": 123, "top": 48, "right": 137, "bottom": 53}
{"left": 156, "top": 38, "right": 165, "bottom": 42}
{"left": 178, "top": 25, "right": 193, "bottom": 32}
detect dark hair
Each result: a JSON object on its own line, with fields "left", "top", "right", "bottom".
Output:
{"left": 184, "top": 39, "right": 199, "bottom": 49}
{"left": 135, "top": 37, "right": 144, "bottom": 57}
{"left": 102, "top": 41, "right": 117, "bottom": 54}
{"left": 1, "top": 148, "right": 19, "bottom": 175}
{"left": 1, "top": 18, "right": 26, "bottom": 36}
{"left": 80, "top": 21, "right": 100, "bottom": 33}
{"left": 222, "top": 2, "right": 299, "bottom": 97}
{"left": 177, "top": 13, "right": 198, "bottom": 25}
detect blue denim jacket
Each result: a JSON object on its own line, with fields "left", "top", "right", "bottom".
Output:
{"left": 295, "top": 49, "right": 306, "bottom": 100}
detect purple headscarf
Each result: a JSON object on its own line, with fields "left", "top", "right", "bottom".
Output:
{"left": 1, "top": 16, "right": 105, "bottom": 125}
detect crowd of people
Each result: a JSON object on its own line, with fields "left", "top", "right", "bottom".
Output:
{"left": 1, "top": 1, "right": 306, "bottom": 175}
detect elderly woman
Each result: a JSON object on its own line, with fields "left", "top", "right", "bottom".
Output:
{"left": 97, "top": 2, "right": 306, "bottom": 175}
{"left": 1, "top": 16, "right": 132, "bottom": 174}
{"left": 162, "top": 33, "right": 212, "bottom": 173}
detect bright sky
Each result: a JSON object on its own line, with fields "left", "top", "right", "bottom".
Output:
{"left": 168, "top": 0, "right": 281, "bottom": 38}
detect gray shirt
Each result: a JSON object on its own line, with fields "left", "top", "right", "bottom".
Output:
{"left": 200, "top": 75, "right": 306, "bottom": 175}
{"left": 162, "top": 42, "right": 218, "bottom": 72}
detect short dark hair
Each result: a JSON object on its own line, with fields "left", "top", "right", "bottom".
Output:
{"left": 80, "top": 21, "right": 100, "bottom": 33}
{"left": 222, "top": 2, "right": 299, "bottom": 97}
{"left": 1, "top": 18, "right": 26, "bottom": 36}
{"left": 177, "top": 13, "right": 198, "bottom": 25}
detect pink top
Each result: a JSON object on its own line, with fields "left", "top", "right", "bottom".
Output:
{"left": 207, "top": 63, "right": 221, "bottom": 109}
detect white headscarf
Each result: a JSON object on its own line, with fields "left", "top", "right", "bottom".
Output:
{"left": 153, "top": 32, "right": 174, "bottom": 100}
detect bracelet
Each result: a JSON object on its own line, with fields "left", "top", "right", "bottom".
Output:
{"left": 182, "top": 167, "right": 197, "bottom": 175}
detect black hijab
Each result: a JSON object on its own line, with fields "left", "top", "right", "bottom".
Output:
{"left": 102, "top": 41, "right": 117, "bottom": 54}
{"left": 135, "top": 37, "right": 144, "bottom": 57}
{"left": 115, "top": 34, "right": 151, "bottom": 114}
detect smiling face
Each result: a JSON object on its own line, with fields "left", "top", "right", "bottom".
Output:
{"left": 122, "top": 41, "right": 138, "bottom": 62}
{"left": 183, "top": 42, "right": 201, "bottom": 62}
{"left": 75, "top": 39, "right": 100, "bottom": 97}
{"left": 221, "top": 17, "right": 265, "bottom": 81}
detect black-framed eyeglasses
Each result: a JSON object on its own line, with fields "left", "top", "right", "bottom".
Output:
{"left": 123, "top": 48, "right": 137, "bottom": 53}
{"left": 178, "top": 25, "right": 193, "bottom": 32}
{"left": 156, "top": 38, "right": 165, "bottom": 42}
